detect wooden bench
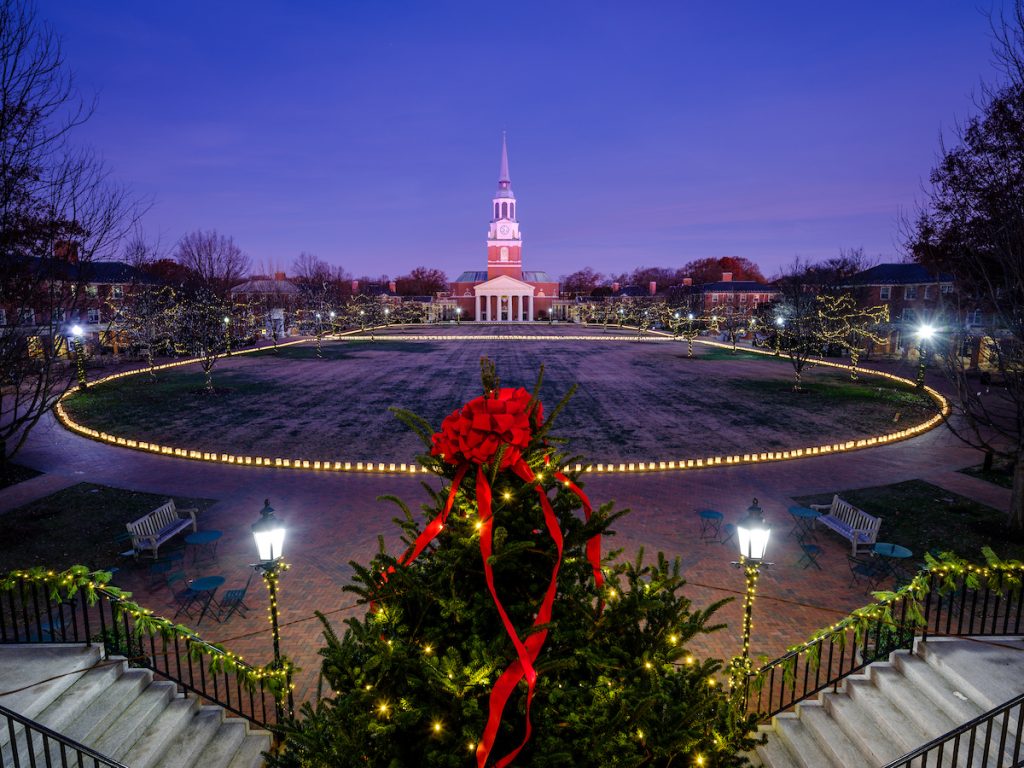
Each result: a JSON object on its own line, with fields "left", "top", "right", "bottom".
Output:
{"left": 126, "top": 499, "right": 198, "bottom": 559}
{"left": 809, "top": 495, "right": 881, "bottom": 555}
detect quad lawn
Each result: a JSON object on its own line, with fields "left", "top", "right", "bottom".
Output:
{"left": 0, "top": 483, "right": 216, "bottom": 573}
{"left": 62, "top": 326, "right": 938, "bottom": 466}
{"left": 795, "top": 479, "right": 1024, "bottom": 562}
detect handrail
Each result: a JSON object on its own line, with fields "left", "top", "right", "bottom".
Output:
{"left": 0, "top": 702, "right": 129, "bottom": 768}
{"left": 746, "top": 554, "right": 1024, "bottom": 719}
{"left": 880, "top": 690, "right": 1024, "bottom": 768}
{"left": 0, "top": 568, "right": 284, "bottom": 729}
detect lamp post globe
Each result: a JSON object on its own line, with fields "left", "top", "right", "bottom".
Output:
{"left": 252, "top": 498, "right": 285, "bottom": 563}
{"left": 736, "top": 497, "right": 770, "bottom": 563}
{"left": 71, "top": 324, "right": 83, "bottom": 337}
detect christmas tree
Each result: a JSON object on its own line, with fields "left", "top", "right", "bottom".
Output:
{"left": 269, "top": 360, "right": 758, "bottom": 767}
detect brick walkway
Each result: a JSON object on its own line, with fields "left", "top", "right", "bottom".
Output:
{"left": 0, "top": 340, "right": 1009, "bottom": 707}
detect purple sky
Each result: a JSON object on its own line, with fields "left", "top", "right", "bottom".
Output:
{"left": 42, "top": 1, "right": 995, "bottom": 281}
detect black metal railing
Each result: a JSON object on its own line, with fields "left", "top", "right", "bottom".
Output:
{"left": 747, "top": 570, "right": 1024, "bottom": 719}
{"left": 0, "top": 576, "right": 280, "bottom": 729}
{"left": 882, "top": 691, "right": 1024, "bottom": 768}
{"left": 1, "top": 703, "right": 128, "bottom": 768}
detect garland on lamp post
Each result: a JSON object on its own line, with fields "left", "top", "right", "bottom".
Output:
{"left": 728, "top": 499, "right": 771, "bottom": 701}
{"left": 71, "top": 325, "right": 87, "bottom": 389}
{"left": 252, "top": 499, "right": 295, "bottom": 720}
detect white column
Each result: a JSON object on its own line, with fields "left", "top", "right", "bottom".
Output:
{"left": 528, "top": 294, "right": 534, "bottom": 322}
{"left": 519, "top": 295, "right": 525, "bottom": 322}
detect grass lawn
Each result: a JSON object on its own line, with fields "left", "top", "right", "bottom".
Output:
{"left": 794, "top": 479, "right": 1024, "bottom": 562}
{"left": 959, "top": 460, "right": 1014, "bottom": 490}
{"left": 0, "top": 483, "right": 216, "bottom": 573}
{"left": 61, "top": 331, "right": 939, "bottom": 464}
{"left": 0, "top": 462, "right": 42, "bottom": 490}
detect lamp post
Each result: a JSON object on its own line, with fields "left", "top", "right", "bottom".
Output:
{"left": 774, "top": 316, "right": 785, "bottom": 356}
{"left": 222, "top": 316, "right": 231, "bottom": 356}
{"left": 359, "top": 309, "right": 365, "bottom": 332}
{"left": 314, "top": 312, "right": 323, "bottom": 359}
{"left": 71, "top": 325, "right": 87, "bottom": 389}
{"left": 455, "top": 307, "right": 462, "bottom": 325}
{"left": 916, "top": 324, "right": 935, "bottom": 389}
{"left": 730, "top": 498, "right": 771, "bottom": 699}
{"left": 251, "top": 499, "right": 293, "bottom": 719}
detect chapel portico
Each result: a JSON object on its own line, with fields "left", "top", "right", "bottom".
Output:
{"left": 473, "top": 274, "right": 535, "bottom": 322}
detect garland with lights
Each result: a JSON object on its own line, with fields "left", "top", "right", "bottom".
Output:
{"left": 266, "top": 361, "right": 760, "bottom": 767}
{"left": 749, "top": 547, "right": 1024, "bottom": 694}
{"left": 53, "top": 329, "right": 950, "bottom": 478}
{"left": 0, "top": 565, "right": 292, "bottom": 696}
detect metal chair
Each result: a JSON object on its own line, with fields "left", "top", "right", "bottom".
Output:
{"left": 171, "top": 581, "right": 198, "bottom": 619}
{"left": 797, "top": 543, "right": 823, "bottom": 570}
{"left": 218, "top": 572, "right": 255, "bottom": 622}
{"left": 719, "top": 523, "right": 736, "bottom": 546}
{"left": 847, "top": 554, "right": 885, "bottom": 589}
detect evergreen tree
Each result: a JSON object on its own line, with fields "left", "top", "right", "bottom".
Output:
{"left": 269, "top": 362, "right": 758, "bottom": 767}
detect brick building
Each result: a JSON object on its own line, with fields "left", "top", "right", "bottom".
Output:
{"left": 450, "top": 135, "right": 560, "bottom": 321}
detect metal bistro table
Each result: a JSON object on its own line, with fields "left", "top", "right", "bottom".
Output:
{"left": 697, "top": 509, "right": 723, "bottom": 542}
{"left": 185, "top": 530, "right": 223, "bottom": 563}
{"left": 188, "top": 575, "right": 225, "bottom": 624}
{"left": 872, "top": 542, "right": 913, "bottom": 582}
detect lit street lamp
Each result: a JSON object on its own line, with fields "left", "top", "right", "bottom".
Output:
{"left": 222, "top": 316, "right": 231, "bottom": 356}
{"left": 251, "top": 499, "right": 293, "bottom": 719}
{"left": 730, "top": 498, "right": 771, "bottom": 698}
{"left": 916, "top": 323, "right": 936, "bottom": 389}
{"left": 456, "top": 307, "right": 462, "bottom": 324}
{"left": 71, "top": 324, "right": 87, "bottom": 389}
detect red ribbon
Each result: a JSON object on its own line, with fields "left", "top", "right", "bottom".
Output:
{"left": 389, "top": 457, "right": 601, "bottom": 766}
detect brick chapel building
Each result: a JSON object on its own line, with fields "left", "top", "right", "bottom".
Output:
{"left": 450, "top": 135, "right": 558, "bottom": 321}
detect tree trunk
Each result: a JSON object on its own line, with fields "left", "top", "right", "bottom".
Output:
{"left": 204, "top": 362, "right": 213, "bottom": 392}
{"left": 1011, "top": 456, "right": 1024, "bottom": 530}
{"left": 687, "top": 338, "right": 693, "bottom": 358}
{"left": 849, "top": 349, "right": 859, "bottom": 381}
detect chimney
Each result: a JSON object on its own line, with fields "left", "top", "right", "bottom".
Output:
{"left": 683, "top": 277, "right": 693, "bottom": 287}
{"left": 721, "top": 272, "right": 733, "bottom": 282}
{"left": 389, "top": 280, "right": 397, "bottom": 293}
{"left": 274, "top": 271, "right": 286, "bottom": 281}
{"left": 611, "top": 281, "right": 621, "bottom": 293}
{"left": 649, "top": 281, "right": 657, "bottom": 295}
{"left": 351, "top": 280, "right": 359, "bottom": 293}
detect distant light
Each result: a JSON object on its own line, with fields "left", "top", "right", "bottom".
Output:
{"left": 223, "top": 316, "right": 230, "bottom": 324}
{"left": 687, "top": 313, "right": 694, "bottom": 321}
{"left": 775, "top": 317, "right": 785, "bottom": 327}
{"left": 917, "top": 324, "right": 936, "bottom": 341}
{"left": 71, "top": 325, "right": 83, "bottom": 337}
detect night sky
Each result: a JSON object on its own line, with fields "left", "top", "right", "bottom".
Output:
{"left": 42, "top": 1, "right": 995, "bottom": 280}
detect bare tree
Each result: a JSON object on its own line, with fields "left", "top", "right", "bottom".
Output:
{"left": 117, "top": 285, "right": 175, "bottom": 382}
{"left": 764, "top": 259, "right": 822, "bottom": 391}
{"left": 909, "top": 1, "right": 1024, "bottom": 529}
{"left": 173, "top": 288, "right": 229, "bottom": 392}
{"left": 0, "top": 0, "right": 136, "bottom": 466}
{"left": 175, "top": 230, "right": 249, "bottom": 296}
{"left": 816, "top": 294, "right": 889, "bottom": 380}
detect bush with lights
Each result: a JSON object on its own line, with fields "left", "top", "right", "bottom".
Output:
{"left": 268, "top": 360, "right": 758, "bottom": 767}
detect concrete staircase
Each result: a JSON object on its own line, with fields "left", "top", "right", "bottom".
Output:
{"left": 753, "top": 636, "right": 1024, "bottom": 767}
{"left": 0, "top": 644, "right": 271, "bottom": 767}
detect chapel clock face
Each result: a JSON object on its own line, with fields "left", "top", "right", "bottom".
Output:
{"left": 499, "top": 224, "right": 510, "bottom": 235}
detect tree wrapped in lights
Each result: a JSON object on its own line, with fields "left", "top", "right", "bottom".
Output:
{"left": 117, "top": 285, "right": 176, "bottom": 382}
{"left": 172, "top": 288, "right": 230, "bottom": 392}
{"left": 268, "top": 362, "right": 757, "bottom": 767}
{"left": 815, "top": 294, "right": 889, "bottom": 381}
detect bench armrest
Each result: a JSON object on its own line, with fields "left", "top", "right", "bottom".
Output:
{"left": 130, "top": 532, "right": 159, "bottom": 549}
{"left": 177, "top": 506, "right": 199, "bottom": 532}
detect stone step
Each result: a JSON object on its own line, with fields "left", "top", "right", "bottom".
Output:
{"left": 152, "top": 704, "right": 224, "bottom": 768}
{"left": 195, "top": 719, "right": 249, "bottom": 768}
{"left": 0, "top": 644, "right": 102, "bottom": 730}
{"left": 121, "top": 694, "right": 199, "bottom": 768}
{"left": 822, "top": 682, "right": 906, "bottom": 767}
{"left": 846, "top": 670, "right": 934, "bottom": 756}
{"left": 226, "top": 732, "right": 273, "bottom": 768}
{"left": 93, "top": 680, "right": 177, "bottom": 760}
{"left": 891, "top": 649, "right": 985, "bottom": 727}
{"left": 920, "top": 637, "right": 1024, "bottom": 711}
{"left": 770, "top": 712, "right": 836, "bottom": 768}
{"left": 870, "top": 658, "right": 960, "bottom": 742}
{"left": 794, "top": 701, "right": 869, "bottom": 767}
{"left": 62, "top": 665, "right": 150, "bottom": 746}
{"left": 755, "top": 726, "right": 801, "bottom": 768}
